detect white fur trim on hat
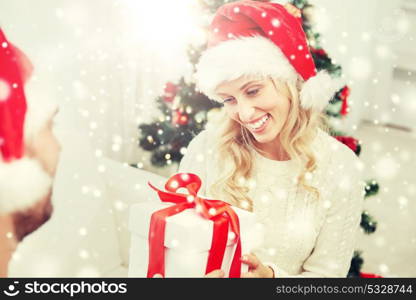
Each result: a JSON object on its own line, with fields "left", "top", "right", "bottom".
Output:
{"left": 195, "top": 36, "right": 298, "bottom": 102}
{"left": 194, "top": 35, "right": 339, "bottom": 111}
{"left": 0, "top": 158, "right": 52, "bottom": 215}
{"left": 300, "top": 70, "right": 341, "bottom": 111}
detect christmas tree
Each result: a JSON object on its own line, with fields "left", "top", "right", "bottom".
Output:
{"left": 137, "top": 0, "right": 381, "bottom": 278}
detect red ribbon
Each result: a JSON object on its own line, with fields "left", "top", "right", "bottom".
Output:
{"left": 146, "top": 173, "right": 242, "bottom": 278}
{"left": 359, "top": 272, "right": 383, "bottom": 278}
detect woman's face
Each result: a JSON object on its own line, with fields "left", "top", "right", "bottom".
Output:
{"left": 215, "top": 76, "right": 291, "bottom": 145}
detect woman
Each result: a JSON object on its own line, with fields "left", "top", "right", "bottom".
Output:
{"left": 178, "top": 1, "right": 364, "bottom": 277}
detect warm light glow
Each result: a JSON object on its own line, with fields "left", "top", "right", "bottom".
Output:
{"left": 124, "top": 0, "right": 205, "bottom": 52}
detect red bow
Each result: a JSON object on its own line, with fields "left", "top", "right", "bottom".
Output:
{"left": 147, "top": 173, "right": 242, "bottom": 278}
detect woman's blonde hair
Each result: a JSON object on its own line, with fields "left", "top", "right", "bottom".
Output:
{"left": 208, "top": 76, "right": 329, "bottom": 211}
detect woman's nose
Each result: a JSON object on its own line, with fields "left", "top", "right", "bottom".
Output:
{"left": 238, "top": 102, "right": 255, "bottom": 123}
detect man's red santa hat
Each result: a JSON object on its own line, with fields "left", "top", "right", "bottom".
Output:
{"left": 194, "top": 0, "right": 339, "bottom": 111}
{"left": 0, "top": 28, "right": 55, "bottom": 214}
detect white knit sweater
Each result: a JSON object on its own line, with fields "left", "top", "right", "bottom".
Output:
{"left": 177, "top": 128, "right": 365, "bottom": 277}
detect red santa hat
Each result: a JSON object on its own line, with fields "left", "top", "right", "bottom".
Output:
{"left": 194, "top": 0, "right": 338, "bottom": 111}
{"left": 0, "top": 28, "right": 53, "bottom": 215}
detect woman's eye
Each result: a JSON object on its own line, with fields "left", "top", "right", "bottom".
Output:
{"left": 223, "top": 97, "right": 235, "bottom": 104}
{"left": 247, "top": 88, "right": 259, "bottom": 96}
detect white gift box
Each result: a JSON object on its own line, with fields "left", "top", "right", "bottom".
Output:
{"left": 128, "top": 200, "right": 264, "bottom": 277}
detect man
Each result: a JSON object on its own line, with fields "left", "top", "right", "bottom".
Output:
{"left": 0, "top": 28, "right": 61, "bottom": 277}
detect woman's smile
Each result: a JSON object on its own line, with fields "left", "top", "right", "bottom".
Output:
{"left": 246, "top": 113, "right": 271, "bottom": 134}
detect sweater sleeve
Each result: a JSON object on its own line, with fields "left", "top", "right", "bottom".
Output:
{"left": 177, "top": 130, "right": 208, "bottom": 196}
{"left": 267, "top": 156, "right": 365, "bottom": 278}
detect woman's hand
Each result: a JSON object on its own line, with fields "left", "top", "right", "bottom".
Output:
{"left": 204, "top": 253, "right": 275, "bottom": 278}
{"left": 241, "top": 253, "right": 274, "bottom": 278}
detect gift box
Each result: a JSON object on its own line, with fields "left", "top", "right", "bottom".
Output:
{"left": 128, "top": 173, "right": 263, "bottom": 278}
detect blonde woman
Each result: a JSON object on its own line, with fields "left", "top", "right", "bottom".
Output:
{"left": 178, "top": 1, "right": 364, "bottom": 278}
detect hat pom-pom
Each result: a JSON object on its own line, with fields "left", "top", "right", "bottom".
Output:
{"left": 299, "top": 71, "right": 340, "bottom": 111}
{"left": 0, "top": 158, "right": 52, "bottom": 215}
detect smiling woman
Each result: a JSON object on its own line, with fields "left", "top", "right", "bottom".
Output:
{"left": 206, "top": 74, "right": 325, "bottom": 213}
{"left": 178, "top": 0, "right": 365, "bottom": 278}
